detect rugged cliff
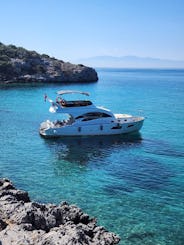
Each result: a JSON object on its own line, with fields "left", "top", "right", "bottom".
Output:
{"left": 0, "top": 178, "right": 120, "bottom": 244}
{"left": 0, "top": 42, "right": 98, "bottom": 84}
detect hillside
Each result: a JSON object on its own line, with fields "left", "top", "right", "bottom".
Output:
{"left": 0, "top": 42, "right": 98, "bottom": 84}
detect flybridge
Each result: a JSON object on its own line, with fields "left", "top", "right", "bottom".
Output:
{"left": 56, "top": 90, "right": 92, "bottom": 108}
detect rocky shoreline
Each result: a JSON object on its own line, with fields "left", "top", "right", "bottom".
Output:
{"left": 0, "top": 178, "right": 120, "bottom": 244}
{"left": 0, "top": 42, "right": 98, "bottom": 84}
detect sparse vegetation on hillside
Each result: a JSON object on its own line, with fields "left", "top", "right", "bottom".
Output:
{"left": 0, "top": 42, "right": 98, "bottom": 84}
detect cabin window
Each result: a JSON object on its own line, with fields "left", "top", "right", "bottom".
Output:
{"left": 76, "top": 112, "right": 112, "bottom": 121}
{"left": 75, "top": 115, "right": 83, "bottom": 119}
{"left": 111, "top": 124, "right": 122, "bottom": 129}
{"left": 127, "top": 124, "right": 134, "bottom": 128}
{"left": 82, "top": 118, "right": 94, "bottom": 121}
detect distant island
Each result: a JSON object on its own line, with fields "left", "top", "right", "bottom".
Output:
{"left": 0, "top": 42, "right": 98, "bottom": 84}
{"left": 75, "top": 55, "right": 184, "bottom": 68}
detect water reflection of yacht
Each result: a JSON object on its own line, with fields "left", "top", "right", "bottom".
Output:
{"left": 40, "top": 90, "right": 144, "bottom": 137}
{"left": 45, "top": 133, "right": 142, "bottom": 165}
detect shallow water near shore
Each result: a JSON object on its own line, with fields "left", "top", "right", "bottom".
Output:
{"left": 0, "top": 68, "right": 184, "bottom": 244}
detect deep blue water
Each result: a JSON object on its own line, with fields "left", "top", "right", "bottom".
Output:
{"left": 0, "top": 68, "right": 184, "bottom": 244}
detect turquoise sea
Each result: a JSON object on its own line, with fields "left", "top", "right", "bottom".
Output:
{"left": 0, "top": 68, "right": 184, "bottom": 244}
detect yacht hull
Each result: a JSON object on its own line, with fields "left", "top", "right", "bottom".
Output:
{"left": 40, "top": 118, "right": 144, "bottom": 137}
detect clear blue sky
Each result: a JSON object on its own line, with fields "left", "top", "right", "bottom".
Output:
{"left": 1, "top": 0, "right": 184, "bottom": 61}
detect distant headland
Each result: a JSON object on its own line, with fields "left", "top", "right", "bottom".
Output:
{"left": 75, "top": 55, "right": 184, "bottom": 68}
{"left": 0, "top": 42, "right": 98, "bottom": 84}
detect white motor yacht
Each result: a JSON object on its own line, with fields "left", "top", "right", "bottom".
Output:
{"left": 40, "top": 90, "right": 144, "bottom": 137}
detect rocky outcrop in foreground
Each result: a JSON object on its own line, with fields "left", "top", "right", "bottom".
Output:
{"left": 0, "top": 178, "right": 120, "bottom": 245}
{"left": 0, "top": 42, "right": 98, "bottom": 84}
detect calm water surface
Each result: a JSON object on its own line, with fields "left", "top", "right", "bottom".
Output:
{"left": 0, "top": 69, "right": 184, "bottom": 244}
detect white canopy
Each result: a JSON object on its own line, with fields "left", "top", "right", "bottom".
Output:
{"left": 57, "top": 90, "right": 89, "bottom": 96}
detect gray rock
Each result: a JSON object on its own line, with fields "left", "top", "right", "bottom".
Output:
{"left": 0, "top": 178, "right": 120, "bottom": 244}
{"left": 0, "top": 219, "right": 7, "bottom": 231}
{"left": 0, "top": 178, "right": 15, "bottom": 190}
